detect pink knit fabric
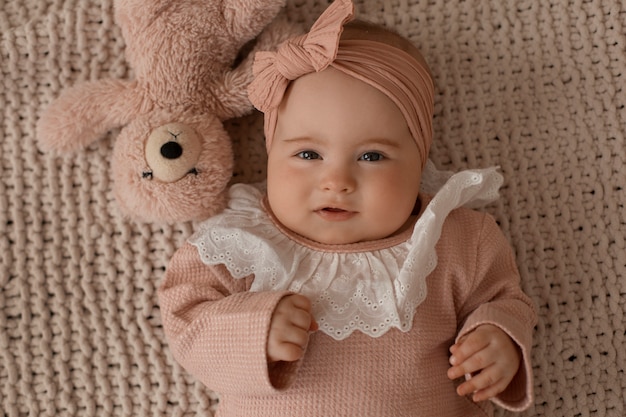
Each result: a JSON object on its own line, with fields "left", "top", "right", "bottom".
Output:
{"left": 158, "top": 196, "right": 537, "bottom": 416}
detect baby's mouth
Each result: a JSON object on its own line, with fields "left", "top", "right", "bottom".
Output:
{"left": 315, "top": 207, "right": 356, "bottom": 221}
{"left": 323, "top": 207, "right": 346, "bottom": 212}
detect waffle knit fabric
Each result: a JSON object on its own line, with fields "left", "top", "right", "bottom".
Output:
{"left": 1, "top": 0, "right": 625, "bottom": 416}
{"left": 158, "top": 192, "right": 537, "bottom": 416}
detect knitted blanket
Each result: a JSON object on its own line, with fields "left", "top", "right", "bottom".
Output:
{"left": 1, "top": 0, "right": 624, "bottom": 415}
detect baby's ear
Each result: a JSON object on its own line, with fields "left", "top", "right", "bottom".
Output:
{"left": 36, "top": 79, "right": 144, "bottom": 154}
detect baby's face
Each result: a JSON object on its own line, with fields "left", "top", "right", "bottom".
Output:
{"left": 266, "top": 67, "right": 423, "bottom": 245}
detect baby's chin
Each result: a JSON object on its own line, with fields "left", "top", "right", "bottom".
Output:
{"left": 295, "top": 227, "right": 393, "bottom": 246}
{"left": 304, "top": 218, "right": 417, "bottom": 245}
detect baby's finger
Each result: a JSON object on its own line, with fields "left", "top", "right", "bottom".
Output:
{"left": 457, "top": 366, "right": 508, "bottom": 401}
{"left": 268, "top": 339, "right": 305, "bottom": 362}
{"left": 285, "top": 295, "right": 317, "bottom": 329}
{"left": 275, "top": 295, "right": 316, "bottom": 330}
{"left": 280, "top": 330, "right": 310, "bottom": 354}
{"left": 449, "top": 333, "right": 490, "bottom": 366}
{"left": 288, "top": 294, "right": 313, "bottom": 312}
{"left": 448, "top": 349, "right": 494, "bottom": 380}
{"left": 267, "top": 325, "right": 310, "bottom": 362}
{"left": 288, "top": 306, "right": 315, "bottom": 331}
{"left": 471, "top": 380, "right": 509, "bottom": 403}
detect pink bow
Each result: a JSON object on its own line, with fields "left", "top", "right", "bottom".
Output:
{"left": 248, "top": 0, "right": 355, "bottom": 112}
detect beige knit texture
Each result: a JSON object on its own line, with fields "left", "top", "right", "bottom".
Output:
{"left": 1, "top": 0, "right": 624, "bottom": 416}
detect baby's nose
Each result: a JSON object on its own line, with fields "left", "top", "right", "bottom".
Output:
{"left": 320, "top": 165, "right": 356, "bottom": 193}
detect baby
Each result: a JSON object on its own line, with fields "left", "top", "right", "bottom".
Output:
{"left": 158, "top": 0, "right": 537, "bottom": 415}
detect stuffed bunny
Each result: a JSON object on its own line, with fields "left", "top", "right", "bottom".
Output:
{"left": 36, "top": 0, "right": 300, "bottom": 223}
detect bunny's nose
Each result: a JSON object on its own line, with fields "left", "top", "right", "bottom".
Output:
{"left": 145, "top": 123, "right": 202, "bottom": 183}
{"left": 161, "top": 141, "right": 183, "bottom": 159}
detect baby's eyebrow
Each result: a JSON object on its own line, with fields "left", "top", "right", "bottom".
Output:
{"left": 280, "top": 137, "right": 402, "bottom": 148}
{"left": 359, "top": 138, "right": 402, "bottom": 148}
{"left": 279, "top": 136, "right": 325, "bottom": 147}
{"left": 281, "top": 136, "right": 317, "bottom": 143}
{"left": 274, "top": 136, "right": 401, "bottom": 149}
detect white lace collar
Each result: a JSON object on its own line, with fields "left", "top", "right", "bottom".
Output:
{"left": 190, "top": 164, "right": 503, "bottom": 340}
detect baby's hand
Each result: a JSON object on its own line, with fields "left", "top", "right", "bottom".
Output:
{"left": 267, "top": 294, "right": 318, "bottom": 363}
{"left": 447, "top": 324, "right": 521, "bottom": 402}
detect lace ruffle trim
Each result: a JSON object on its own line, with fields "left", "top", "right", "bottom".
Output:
{"left": 190, "top": 164, "right": 502, "bottom": 340}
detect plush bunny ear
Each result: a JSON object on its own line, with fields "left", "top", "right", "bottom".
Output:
{"left": 36, "top": 78, "right": 145, "bottom": 154}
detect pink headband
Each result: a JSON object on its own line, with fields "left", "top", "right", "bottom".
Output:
{"left": 248, "top": 0, "right": 434, "bottom": 168}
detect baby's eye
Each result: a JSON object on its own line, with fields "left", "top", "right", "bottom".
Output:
{"left": 297, "top": 150, "right": 321, "bottom": 160}
{"left": 360, "top": 152, "right": 384, "bottom": 162}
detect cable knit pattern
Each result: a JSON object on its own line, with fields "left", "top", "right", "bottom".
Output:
{"left": 2, "top": 0, "right": 625, "bottom": 416}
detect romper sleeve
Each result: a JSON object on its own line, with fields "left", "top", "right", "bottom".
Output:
{"left": 455, "top": 214, "right": 538, "bottom": 412}
{"left": 157, "top": 242, "right": 296, "bottom": 396}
